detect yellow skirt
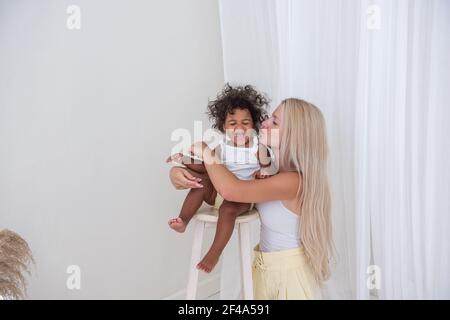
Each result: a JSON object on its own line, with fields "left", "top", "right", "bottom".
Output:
{"left": 252, "top": 245, "right": 322, "bottom": 300}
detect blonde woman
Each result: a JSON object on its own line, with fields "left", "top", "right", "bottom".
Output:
{"left": 169, "top": 98, "right": 333, "bottom": 299}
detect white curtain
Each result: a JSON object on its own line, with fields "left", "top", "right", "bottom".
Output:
{"left": 218, "top": 0, "right": 450, "bottom": 299}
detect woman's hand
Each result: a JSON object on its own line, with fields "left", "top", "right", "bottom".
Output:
{"left": 169, "top": 167, "right": 203, "bottom": 189}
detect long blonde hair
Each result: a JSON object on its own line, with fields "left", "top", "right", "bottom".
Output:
{"left": 279, "top": 98, "right": 333, "bottom": 284}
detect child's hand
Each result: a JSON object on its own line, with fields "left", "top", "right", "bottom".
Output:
{"left": 166, "top": 152, "right": 204, "bottom": 165}
{"left": 166, "top": 153, "right": 185, "bottom": 164}
{"left": 255, "top": 169, "right": 269, "bottom": 179}
{"left": 188, "top": 142, "right": 209, "bottom": 159}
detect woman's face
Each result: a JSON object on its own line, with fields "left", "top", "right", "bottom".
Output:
{"left": 259, "top": 104, "right": 282, "bottom": 148}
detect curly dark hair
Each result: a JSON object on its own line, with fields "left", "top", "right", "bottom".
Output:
{"left": 207, "top": 84, "right": 269, "bottom": 133}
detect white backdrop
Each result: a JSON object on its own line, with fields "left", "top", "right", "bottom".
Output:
{"left": 1, "top": 0, "right": 448, "bottom": 300}
{"left": 219, "top": 0, "right": 450, "bottom": 299}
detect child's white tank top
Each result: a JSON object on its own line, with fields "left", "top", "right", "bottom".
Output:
{"left": 219, "top": 135, "right": 260, "bottom": 180}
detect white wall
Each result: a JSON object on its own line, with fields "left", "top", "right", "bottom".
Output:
{"left": 0, "top": 0, "right": 224, "bottom": 299}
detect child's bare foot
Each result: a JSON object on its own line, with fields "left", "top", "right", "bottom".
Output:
{"left": 168, "top": 217, "right": 187, "bottom": 233}
{"left": 197, "top": 251, "right": 220, "bottom": 273}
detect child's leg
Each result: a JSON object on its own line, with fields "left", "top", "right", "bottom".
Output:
{"left": 184, "top": 162, "right": 207, "bottom": 174}
{"left": 197, "top": 200, "right": 251, "bottom": 273}
{"left": 168, "top": 176, "right": 217, "bottom": 233}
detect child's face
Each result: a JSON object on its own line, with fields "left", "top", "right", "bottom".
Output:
{"left": 223, "top": 108, "right": 254, "bottom": 146}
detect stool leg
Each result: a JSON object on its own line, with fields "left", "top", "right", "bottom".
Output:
{"left": 186, "top": 220, "right": 205, "bottom": 300}
{"left": 238, "top": 223, "right": 254, "bottom": 300}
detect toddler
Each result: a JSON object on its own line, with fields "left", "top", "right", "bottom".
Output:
{"left": 167, "top": 84, "right": 273, "bottom": 273}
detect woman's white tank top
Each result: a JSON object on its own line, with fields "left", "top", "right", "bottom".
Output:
{"left": 219, "top": 135, "right": 260, "bottom": 180}
{"left": 257, "top": 200, "right": 301, "bottom": 252}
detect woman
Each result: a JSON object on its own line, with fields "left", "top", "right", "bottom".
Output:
{"left": 169, "top": 98, "right": 333, "bottom": 299}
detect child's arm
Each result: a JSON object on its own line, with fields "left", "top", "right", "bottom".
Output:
{"left": 166, "top": 153, "right": 206, "bottom": 173}
{"left": 166, "top": 145, "right": 221, "bottom": 174}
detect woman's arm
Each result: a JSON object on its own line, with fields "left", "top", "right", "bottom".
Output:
{"left": 196, "top": 144, "right": 300, "bottom": 203}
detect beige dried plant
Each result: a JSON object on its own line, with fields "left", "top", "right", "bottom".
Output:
{"left": 0, "top": 229, "right": 34, "bottom": 300}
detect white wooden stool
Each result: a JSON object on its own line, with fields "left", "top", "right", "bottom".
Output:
{"left": 186, "top": 205, "right": 259, "bottom": 300}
